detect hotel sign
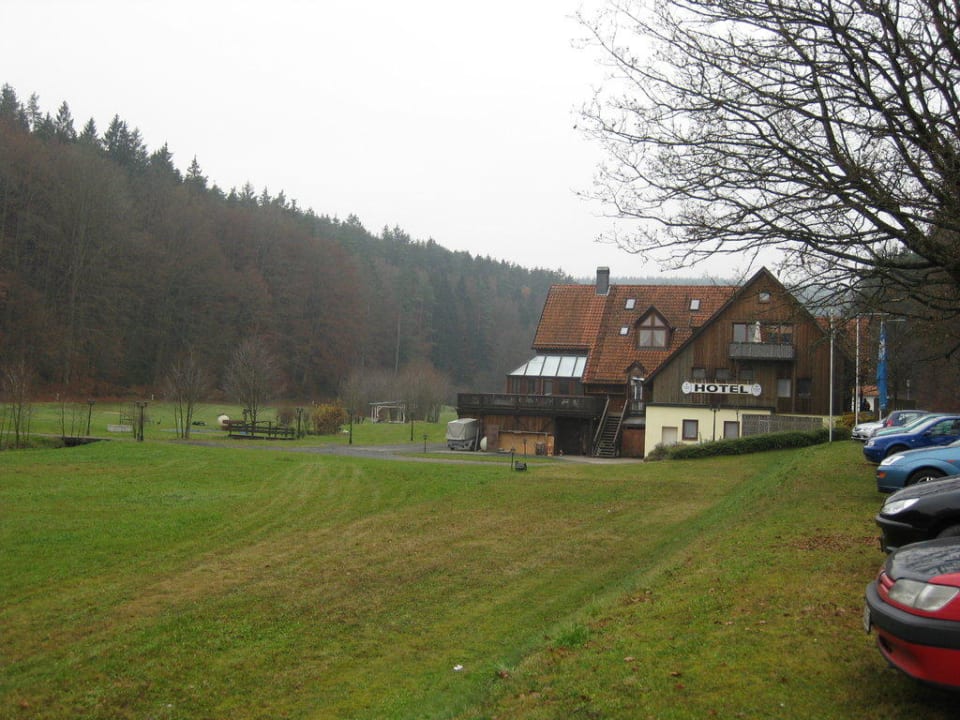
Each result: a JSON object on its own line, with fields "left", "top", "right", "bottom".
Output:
{"left": 682, "top": 381, "right": 762, "bottom": 397}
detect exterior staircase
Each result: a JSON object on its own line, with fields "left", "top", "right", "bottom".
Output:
{"left": 593, "top": 412, "right": 623, "bottom": 458}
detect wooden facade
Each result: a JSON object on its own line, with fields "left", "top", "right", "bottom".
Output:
{"left": 648, "top": 271, "right": 838, "bottom": 416}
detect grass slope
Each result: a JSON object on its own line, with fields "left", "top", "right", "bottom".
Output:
{"left": 1, "top": 439, "right": 956, "bottom": 719}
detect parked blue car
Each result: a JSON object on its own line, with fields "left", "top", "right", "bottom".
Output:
{"left": 863, "top": 415, "right": 960, "bottom": 464}
{"left": 875, "top": 440, "right": 960, "bottom": 492}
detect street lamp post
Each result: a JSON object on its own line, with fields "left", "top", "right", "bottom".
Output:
{"left": 829, "top": 316, "right": 835, "bottom": 442}
{"left": 135, "top": 401, "right": 148, "bottom": 442}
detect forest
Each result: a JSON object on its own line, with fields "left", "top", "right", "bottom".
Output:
{"left": 0, "top": 84, "right": 568, "bottom": 404}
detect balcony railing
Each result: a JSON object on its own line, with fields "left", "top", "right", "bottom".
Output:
{"left": 728, "top": 342, "right": 795, "bottom": 360}
{"left": 457, "top": 393, "right": 605, "bottom": 417}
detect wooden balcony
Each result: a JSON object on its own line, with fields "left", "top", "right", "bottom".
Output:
{"left": 728, "top": 342, "right": 795, "bottom": 360}
{"left": 456, "top": 393, "right": 605, "bottom": 418}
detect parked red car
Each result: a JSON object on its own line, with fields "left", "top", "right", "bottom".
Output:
{"left": 865, "top": 536, "right": 960, "bottom": 688}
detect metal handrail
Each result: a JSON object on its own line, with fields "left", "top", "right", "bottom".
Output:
{"left": 591, "top": 395, "right": 611, "bottom": 453}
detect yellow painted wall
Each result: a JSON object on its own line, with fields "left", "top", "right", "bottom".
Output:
{"left": 644, "top": 405, "right": 772, "bottom": 456}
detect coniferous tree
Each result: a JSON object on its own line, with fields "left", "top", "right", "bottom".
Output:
{"left": 185, "top": 156, "right": 207, "bottom": 190}
{"left": 53, "top": 102, "right": 76, "bottom": 143}
{"left": 78, "top": 118, "right": 99, "bottom": 147}
{"left": 0, "top": 84, "right": 27, "bottom": 129}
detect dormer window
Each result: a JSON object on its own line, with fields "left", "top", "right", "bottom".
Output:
{"left": 636, "top": 311, "right": 670, "bottom": 348}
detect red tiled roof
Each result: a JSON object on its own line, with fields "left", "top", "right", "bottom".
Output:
{"left": 532, "top": 285, "right": 607, "bottom": 350}
{"left": 533, "top": 281, "right": 739, "bottom": 385}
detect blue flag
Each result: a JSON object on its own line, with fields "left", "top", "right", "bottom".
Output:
{"left": 877, "top": 322, "right": 888, "bottom": 414}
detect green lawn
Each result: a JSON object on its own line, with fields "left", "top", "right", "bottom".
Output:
{"left": 1, "top": 438, "right": 956, "bottom": 719}
{"left": 8, "top": 401, "right": 455, "bottom": 447}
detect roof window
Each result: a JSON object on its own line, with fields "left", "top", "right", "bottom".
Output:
{"left": 636, "top": 311, "right": 670, "bottom": 348}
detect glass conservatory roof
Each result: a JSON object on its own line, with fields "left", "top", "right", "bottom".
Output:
{"left": 508, "top": 355, "right": 587, "bottom": 378}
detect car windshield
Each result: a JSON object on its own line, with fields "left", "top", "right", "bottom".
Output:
{"left": 901, "top": 414, "right": 939, "bottom": 431}
{"left": 873, "top": 414, "right": 941, "bottom": 437}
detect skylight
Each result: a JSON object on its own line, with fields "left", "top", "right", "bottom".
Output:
{"left": 509, "top": 355, "right": 587, "bottom": 378}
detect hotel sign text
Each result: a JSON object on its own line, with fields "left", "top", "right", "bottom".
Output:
{"left": 682, "top": 381, "right": 762, "bottom": 397}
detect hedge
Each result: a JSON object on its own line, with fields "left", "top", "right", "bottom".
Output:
{"left": 649, "top": 425, "right": 850, "bottom": 460}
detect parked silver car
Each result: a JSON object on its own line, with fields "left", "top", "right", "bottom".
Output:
{"left": 852, "top": 409, "right": 929, "bottom": 442}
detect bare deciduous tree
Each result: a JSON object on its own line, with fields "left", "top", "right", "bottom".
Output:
{"left": 164, "top": 351, "right": 211, "bottom": 439}
{"left": 397, "top": 362, "right": 453, "bottom": 423}
{"left": 580, "top": 0, "right": 960, "bottom": 317}
{"left": 222, "top": 338, "right": 282, "bottom": 427}
{"left": 340, "top": 363, "right": 453, "bottom": 424}
{"left": 1, "top": 358, "right": 33, "bottom": 449}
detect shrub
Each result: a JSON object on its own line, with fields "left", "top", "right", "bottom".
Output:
{"left": 658, "top": 426, "right": 848, "bottom": 460}
{"left": 276, "top": 406, "right": 297, "bottom": 426}
{"left": 312, "top": 402, "right": 348, "bottom": 435}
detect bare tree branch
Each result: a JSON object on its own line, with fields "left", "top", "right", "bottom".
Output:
{"left": 579, "top": 0, "right": 960, "bottom": 317}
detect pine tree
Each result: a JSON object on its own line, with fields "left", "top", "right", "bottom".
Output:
{"left": 53, "top": 101, "right": 77, "bottom": 142}
{"left": 185, "top": 156, "right": 207, "bottom": 190}
{"left": 78, "top": 118, "right": 100, "bottom": 147}
{"left": 0, "top": 84, "right": 28, "bottom": 130}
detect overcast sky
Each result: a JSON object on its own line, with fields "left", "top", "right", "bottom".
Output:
{"left": 2, "top": 0, "right": 687, "bottom": 279}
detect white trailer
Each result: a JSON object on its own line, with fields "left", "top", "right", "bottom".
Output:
{"left": 446, "top": 418, "right": 480, "bottom": 450}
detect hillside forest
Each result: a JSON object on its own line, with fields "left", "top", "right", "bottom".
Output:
{"left": 0, "top": 85, "right": 569, "bottom": 406}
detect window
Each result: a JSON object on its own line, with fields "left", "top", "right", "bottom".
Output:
{"left": 777, "top": 378, "right": 792, "bottom": 398}
{"left": 797, "top": 378, "right": 812, "bottom": 398}
{"left": 692, "top": 367, "right": 706, "bottom": 380}
{"left": 625, "top": 298, "right": 636, "bottom": 310}
{"left": 630, "top": 376, "right": 645, "bottom": 413}
{"left": 759, "top": 291, "right": 771, "bottom": 303}
{"left": 682, "top": 419, "right": 699, "bottom": 440}
{"left": 690, "top": 298, "right": 701, "bottom": 311}
{"left": 733, "top": 322, "right": 762, "bottom": 343}
{"left": 765, "top": 323, "right": 794, "bottom": 344}
{"left": 723, "top": 421, "right": 740, "bottom": 439}
{"left": 543, "top": 380, "right": 554, "bottom": 396}
{"left": 738, "top": 365, "right": 754, "bottom": 382}
{"left": 715, "top": 367, "right": 731, "bottom": 381}
{"left": 619, "top": 326, "right": 629, "bottom": 336}
{"left": 733, "top": 322, "right": 792, "bottom": 344}
{"left": 637, "top": 312, "right": 670, "bottom": 348}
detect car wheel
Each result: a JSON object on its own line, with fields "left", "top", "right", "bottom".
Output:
{"left": 907, "top": 468, "right": 947, "bottom": 486}
{"left": 884, "top": 445, "right": 908, "bottom": 459}
{"left": 938, "top": 525, "right": 960, "bottom": 539}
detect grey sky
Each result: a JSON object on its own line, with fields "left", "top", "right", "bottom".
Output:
{"left": 2, "top": 0, "right": 661, "bottom": 277}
